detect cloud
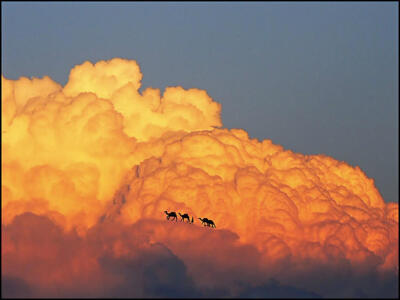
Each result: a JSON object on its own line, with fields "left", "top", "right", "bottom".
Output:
{"left": 2, "top": 58, "right": 398, "bottom": 297}
{"left": 239, "top": 279, "right": 321, "bottom": 298}
{"left": 2, "top": 276, "right": 33, "bottom": 298}
{"left": 2, "top": 211, "right": 398, "bottom": 298}
{"left": 98, "top": 243, "right": 199, "bottom": 298}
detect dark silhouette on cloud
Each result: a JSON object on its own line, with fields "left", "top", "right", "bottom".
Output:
{"left": 205, "top": 218, "right": 216, "bottom": 228}
{"left": 198, "top": 217, "right": 216, "bottom": 227}
{"left": 179, "top": 212, "right": 190, "bottom": 223}
{"left": 164, "top": 210, "right": 177, "bottom": 221}
{"left": 198, "top": 217, "right": 208, "bottom": 226}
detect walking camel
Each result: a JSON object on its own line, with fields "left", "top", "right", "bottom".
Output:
{"left": 198, "top": 217, "right": 216, "bottom": 228}
{"left": 198, "top": 217, "right": 208, "bottom": 226}
{"left": 164, "top": 210, "right": 177, "bottom": 221}
{"left": 205, "top": 218, "right": 216, "bottom": 228}
{"left": 179, "top": 213, "right": 190, "bottom": 223}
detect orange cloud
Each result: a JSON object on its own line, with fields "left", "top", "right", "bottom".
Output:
{"left": 1, "top": 58, "right": 398, "bottom": 297}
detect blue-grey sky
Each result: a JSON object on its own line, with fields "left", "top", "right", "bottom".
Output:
{"left": 2, "top": 2, "right": 398, "bottom": 203}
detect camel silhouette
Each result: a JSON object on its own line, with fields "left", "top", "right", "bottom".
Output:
{"left": 164, "top": 210, "right": 177, "bottom": 221}
{"left": 179, "top": 213, "right": 190, "bottom": 223}
{"left": 198, "top": 217, "right": 216, "bottom": 228}
{"left": 191, "top": 216, "right": 194, "bottom": 224}
{"left": 206, "top": 219, "right": 216, "bottom": 228}
{"left": 198, "top": 217, "right": 208, "bottom": 226}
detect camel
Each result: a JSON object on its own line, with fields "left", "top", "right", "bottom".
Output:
{"left": 164, "top": 210, "right": 177, "bottom": 221}
{"left": 191, "top": 216, "right": 194, "bottom": 224}
{"left": 179, "top": 213, "right": 190, "bottom": 223}
{"left": 198, "top": 217, "right": 216, "bottom": 228}
{"left": 198, "top": 217, "right": 208, "bottom": 226}
{"left": 205, "top": 219, "right": 216, "bottom": 228}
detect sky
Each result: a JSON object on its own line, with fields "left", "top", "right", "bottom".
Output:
{"left": 1, "top": 2, "right": 399, "bottom": 298}
{"left": 2, "top": 2, "right": 398, "bottom": 203}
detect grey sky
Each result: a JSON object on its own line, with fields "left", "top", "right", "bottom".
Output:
{"left": 2, "top": 2, "right": 398, "bottom": 203}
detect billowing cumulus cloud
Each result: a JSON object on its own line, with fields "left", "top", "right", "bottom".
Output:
{"left": 2, "top": 58, "right": 398, "bottom": 298}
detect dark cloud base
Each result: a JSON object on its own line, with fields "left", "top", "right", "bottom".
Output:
{"left": 2, "top": 213, "right": 398, "bottom": 298}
